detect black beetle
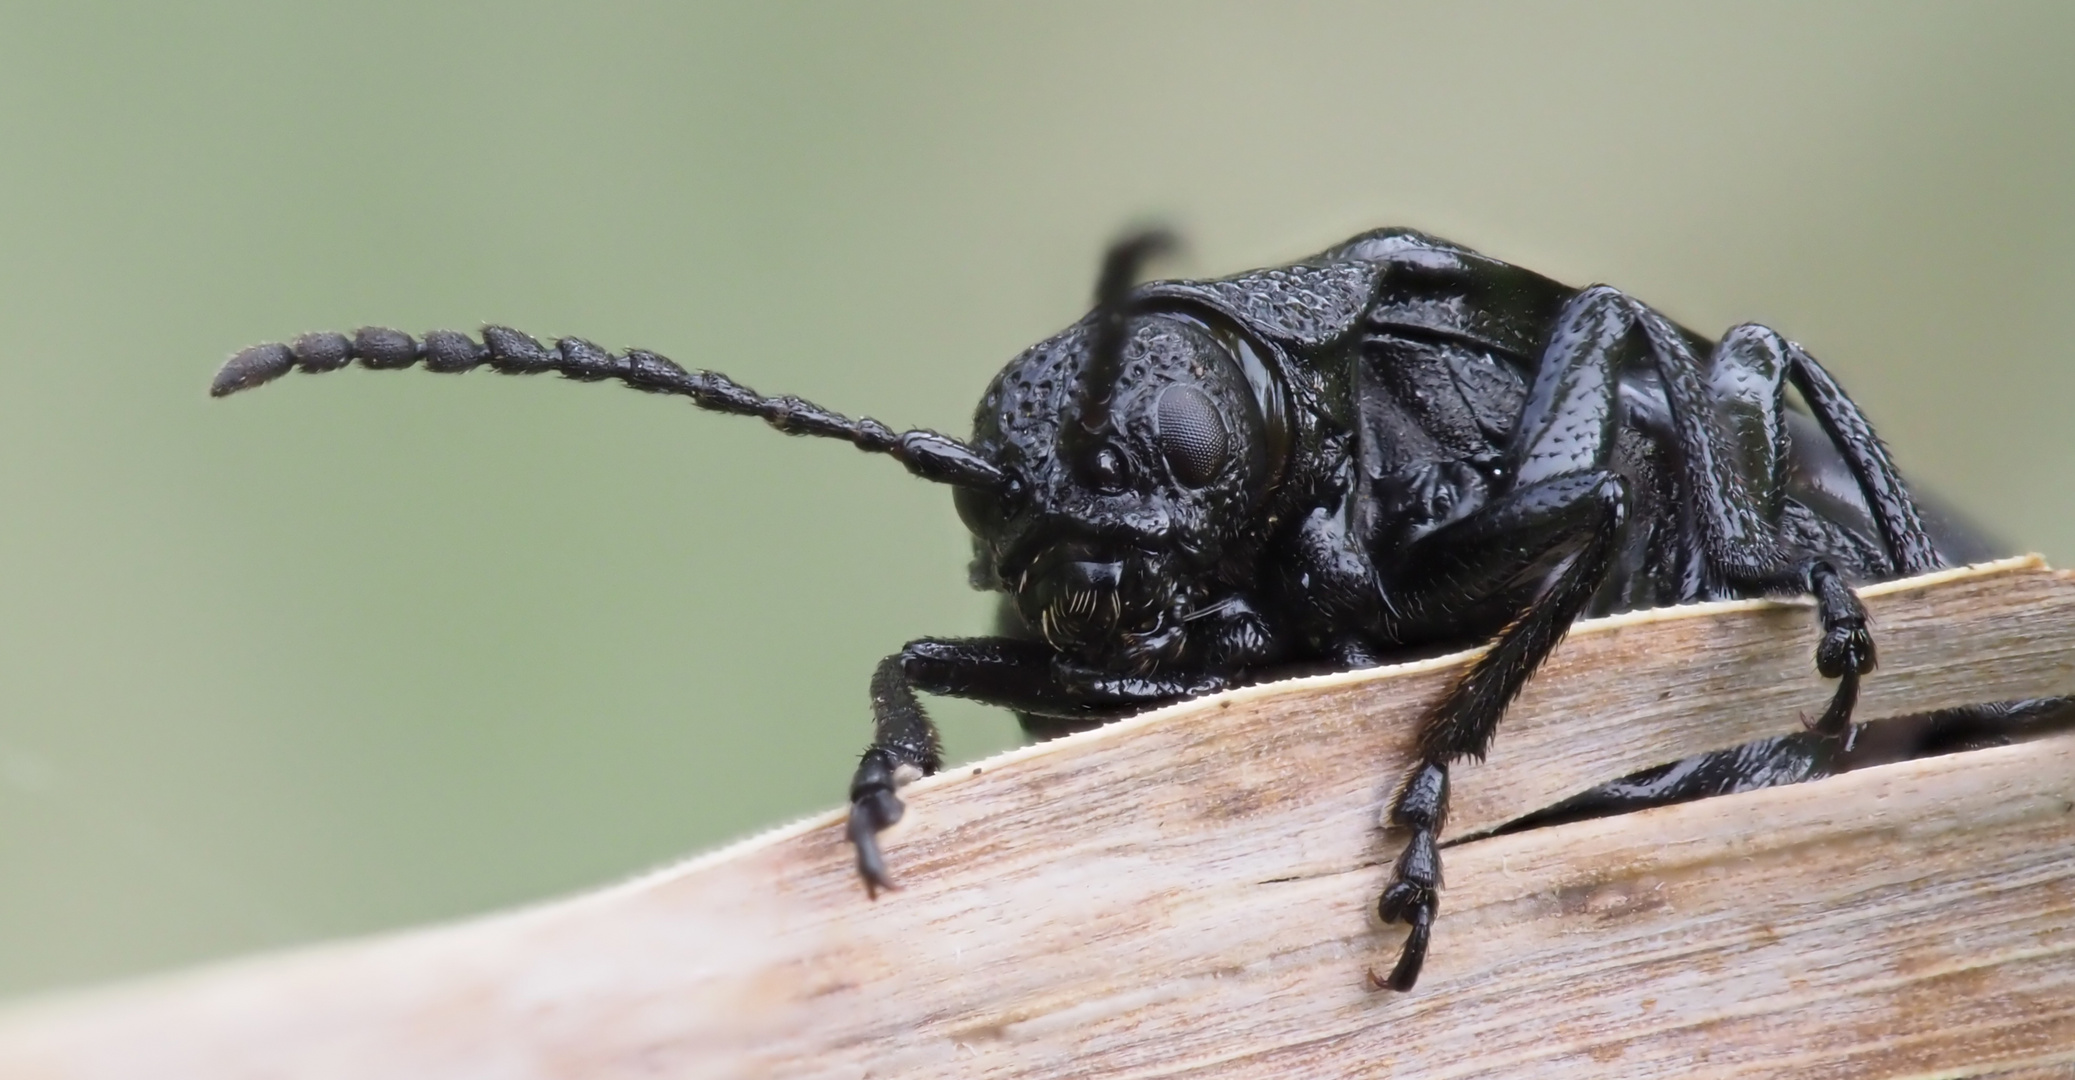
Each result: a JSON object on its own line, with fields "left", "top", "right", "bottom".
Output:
{"left": 211, "top": 227, "right": 2044, "bottom": 990}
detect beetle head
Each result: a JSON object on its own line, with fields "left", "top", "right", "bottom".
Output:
{"left": 958, "top": 293, "right": 1290, "bottom": 669}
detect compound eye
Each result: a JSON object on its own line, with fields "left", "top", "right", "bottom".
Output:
{"left": 1155, "top": 384, "right": 1231, "bottom": 487}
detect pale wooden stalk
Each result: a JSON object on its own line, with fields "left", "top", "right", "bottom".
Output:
{"left": 2, "top": 557, "right": 2073, "bottom": 1079}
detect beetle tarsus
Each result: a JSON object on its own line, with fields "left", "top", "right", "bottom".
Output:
{"left": 1385, "top": 901, "right": 1434, "bottom": 992}
{"left": 1378, "top": 760, "right": 1448, "bottom": 990}
{"left": 1800, "top": 558, "right": 1874, "bottom": 747}
{"left": 846, "top": 788, "right": 904, "bottom": 898}
{"left": 1377, "top": 857, "right": 1439, "bottom": 984}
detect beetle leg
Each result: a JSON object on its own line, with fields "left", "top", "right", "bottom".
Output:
{"left": 1375, "top": 286, "right": 1636, "bottom": 990}
{"left": 1629, "top": 313, "right": 1933, "bottom": 743}
{"left": 847, "top": 637, "right": 1231, "bottom": 893}
{"left": 1803, "top": 558, "right": 1872, "bottom": 742}
{"left": 1500, "top": 732, "right": 1833, "bottom": 829}
{"left": 1494, "top": 315, "right": 1996, "bottom": 832}
{"left": 1377, "top": 471, "right": 1628, "bottom": 989}
{"left": 1510, "top": 698, "right": 2075, "bottom": 834}
{"left": 1397, "top": 474, "right": 1631, "bottom": 751}
{"left": 1638, "top": 316, "right": 1933, "bottom": 577}
{"left": 897, "top": 636, "right": 1228, "bottom": 716}
{"left": 1781, "top": 340, "right": 1939, "bottom": 576}
{"left": 1910, "top": 697, "right": 2075, "bottom": 753}
{"left": 847, "top": 655, "right": 944, "bottom": 897}
{"left": 1378, "top": 760, "right": 1446, "bottom": 990}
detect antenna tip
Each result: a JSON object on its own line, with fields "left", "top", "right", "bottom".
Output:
{"left": 211, "top": 343, "right": 294, "bottom": 398}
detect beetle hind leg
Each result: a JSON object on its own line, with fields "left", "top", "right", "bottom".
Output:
{"left": 1631, "top": 312, "right": 1929, "bottom": 746}
{"left": 1806, "top": 558, "right": 1874, "bottom": 742}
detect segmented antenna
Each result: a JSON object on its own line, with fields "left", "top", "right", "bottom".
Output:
{"left": 211, "top": 327, "right": 1006, "bottom": 492}
{"left": 1075, "top": 229, "right": 1179, "bottom": 437}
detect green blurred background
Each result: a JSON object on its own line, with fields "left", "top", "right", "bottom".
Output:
{"left": 1, "top": 2, "right": 2071, "bottom": 1000}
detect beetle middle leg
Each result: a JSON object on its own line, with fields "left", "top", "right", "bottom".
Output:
{"left": 1375, "top": 471, "right": 1630, "bottom": 989}
{"left": 1374, "top": 285, "right": 1636, "bottom": 989}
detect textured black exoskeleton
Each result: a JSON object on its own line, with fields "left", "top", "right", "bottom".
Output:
{"left": 212, "top": 228, "right": 2043, "bottom": 991}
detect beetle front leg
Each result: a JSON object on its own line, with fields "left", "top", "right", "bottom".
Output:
{"left": 847, "top": 654, "right": 944, "bottom": 896}
{"left": 847, "top": 637, "right": 1228, "bottom": 894}
{"left": 899, "top": 636, "right": 1228, "bottom": 715}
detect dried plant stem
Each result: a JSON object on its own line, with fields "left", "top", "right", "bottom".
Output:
{"left": 2, "top": 558, "right": 2073, "bottom": 1079}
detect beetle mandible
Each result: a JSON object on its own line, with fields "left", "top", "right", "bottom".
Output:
{"left": 212, "top": 226, "right": 2004, "bottom": 990}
